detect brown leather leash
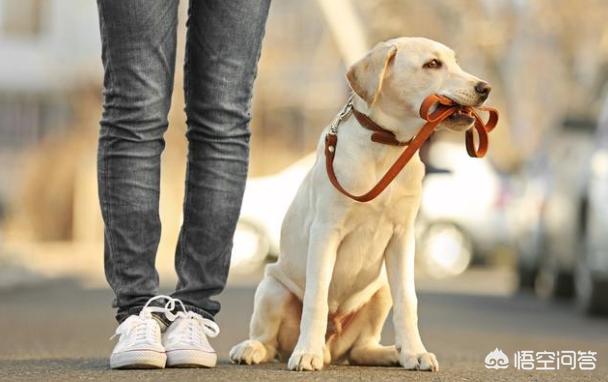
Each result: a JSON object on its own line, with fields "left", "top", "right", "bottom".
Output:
{"left": 324, "top": 94, "right": 499, "bottom": 202}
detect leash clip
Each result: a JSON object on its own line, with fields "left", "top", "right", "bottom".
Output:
{"left": 329, "top": 94, "right": 354, "bottom": 136}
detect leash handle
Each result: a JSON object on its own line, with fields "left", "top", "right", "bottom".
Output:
{"left": 466, "top": 107, "right": 498, "bottom": 157}
{"left": 324, "top": 94, "right": 499, "bottom": 202}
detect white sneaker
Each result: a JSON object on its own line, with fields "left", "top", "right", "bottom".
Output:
{"left": 163, "top": 299, "right": 220, "bottom": 368}
{"left": 109, "top": 295, "right": 172, "bottom": 369}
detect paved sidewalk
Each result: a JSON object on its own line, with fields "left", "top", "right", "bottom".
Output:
{"left": 0, "top": 278, "right": 607, "bottom": 381}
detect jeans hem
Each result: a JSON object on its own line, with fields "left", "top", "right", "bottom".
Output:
{"left": 115, "top": 302, "right": 214, "bottom": 327}
{"left": 115, "top": 304, "right": 172, "bottom": 328}
{"left": 178, "top": 303, "right": 215, "bottom": 321}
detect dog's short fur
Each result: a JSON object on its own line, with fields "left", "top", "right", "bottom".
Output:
{"left": 230, "top": 37, "right": 491, "bottom": 372}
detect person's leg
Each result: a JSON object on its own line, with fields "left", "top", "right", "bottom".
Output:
{"left": 97, "top": 0, "right": 179, "bottom": 323}
{"left": 171, "top": 0, "right": 271, "bottom": 318}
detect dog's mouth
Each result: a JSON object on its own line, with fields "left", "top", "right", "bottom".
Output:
{"left": 434, "top": 98, "right": 477, "bottom": 132}
{"left": 447, "top": 108, "right": 476, "bottom": 124}
{"left": 428, "top": 96, "right": 481, "bottom": 131}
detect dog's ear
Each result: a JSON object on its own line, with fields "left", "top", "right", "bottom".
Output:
{"left": 346, "top": 43, "right": 398, "bottom": 106}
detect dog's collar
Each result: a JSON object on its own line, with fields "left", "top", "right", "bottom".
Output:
{"left": 326, "top": 95, "right": 411, "bottom": 146}
{"left": 352, "top": 108, "right": 411, "bottom": 146}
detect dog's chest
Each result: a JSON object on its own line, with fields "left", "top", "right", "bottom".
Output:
{"left": 331, "top": 197, "right": 412, "bottom": 282}
{"left": 329, "top": 174, "right": 422, "bottom": 300}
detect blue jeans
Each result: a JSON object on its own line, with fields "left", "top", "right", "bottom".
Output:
{"left": 97, "top": 0, "right": 270, "bottom": 323}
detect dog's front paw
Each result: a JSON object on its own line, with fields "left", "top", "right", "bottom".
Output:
{"left": 287, "top": 349, "right": 324, "bottom": 371}
{"left": 419, "top": 352, "right": 439, "bottom": 371}
{"left": 400, "top": 351, "right": 439, "bottom": 372}
{"left": 229, "top": 340, "right": 268, "bottom": 365}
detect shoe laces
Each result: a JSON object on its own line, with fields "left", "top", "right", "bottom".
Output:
{"left": 165, "top": 298, "right": 220, "bottom": 345}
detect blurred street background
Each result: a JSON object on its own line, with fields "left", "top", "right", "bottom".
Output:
{"left": 1, "top": 0, "right": 608, "bottom": 380}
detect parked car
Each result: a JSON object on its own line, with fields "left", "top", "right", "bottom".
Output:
{"left": 576, "top": 102, "right": 608, "bottom": 314}
{"left": 508, "top": 150, "right": 551, "bottom": 289}
{"left": 511, "top": 116, "right": 603, "bottom": 310}
{"left": 533, "top": 117, "right": 596, "bottom": 299}
{"left": 418, "top": 138, "right": 511, "bottom": 277}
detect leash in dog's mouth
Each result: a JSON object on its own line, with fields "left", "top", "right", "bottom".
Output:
{"left": 447, "top": 107, "right": 475, "bottom": 123}
{"left": 324, "top": 93, "right": 499, "bottom": 203}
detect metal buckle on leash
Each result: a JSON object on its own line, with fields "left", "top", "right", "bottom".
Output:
{"left": 328, "top": 94, "right": 354, "bottom": 136}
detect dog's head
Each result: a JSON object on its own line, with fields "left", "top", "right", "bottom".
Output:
{"left": 347, "top": 37, "right": 491, "bottom": 132}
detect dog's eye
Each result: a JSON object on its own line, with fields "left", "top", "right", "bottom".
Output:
{"left": 423, "top": 59, "right": 442, "bottom": 69}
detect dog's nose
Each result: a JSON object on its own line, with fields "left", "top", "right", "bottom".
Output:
{"left": 475, "top": 81, "right": 491, "bottom": 97}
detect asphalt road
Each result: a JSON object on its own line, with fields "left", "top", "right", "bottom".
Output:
{"left": 0, "top": 277, "right": 607, "bottom": 382}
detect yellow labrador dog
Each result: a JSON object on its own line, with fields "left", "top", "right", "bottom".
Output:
{"left": 230, "top": 37, "right": 491, "bottom": 372}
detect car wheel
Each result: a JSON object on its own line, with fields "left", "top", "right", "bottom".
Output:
{"left": 535, "top": 256, "right": 575, "bottom": 299}
{"left": 419, "top": 222, "right": 473, "bottom": 278}
{"left": 575, "top": 258, "right": 608, "bottom": 315}
{"left": 517, "top": 264, "right": 537, "bottom": 290}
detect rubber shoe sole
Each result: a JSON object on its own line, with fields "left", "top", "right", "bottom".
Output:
{"left": 166, "top": 349, "right": 217, "bottom": 368}
{"left": 110, "top": 350, "right": 167, "bottom": 369}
